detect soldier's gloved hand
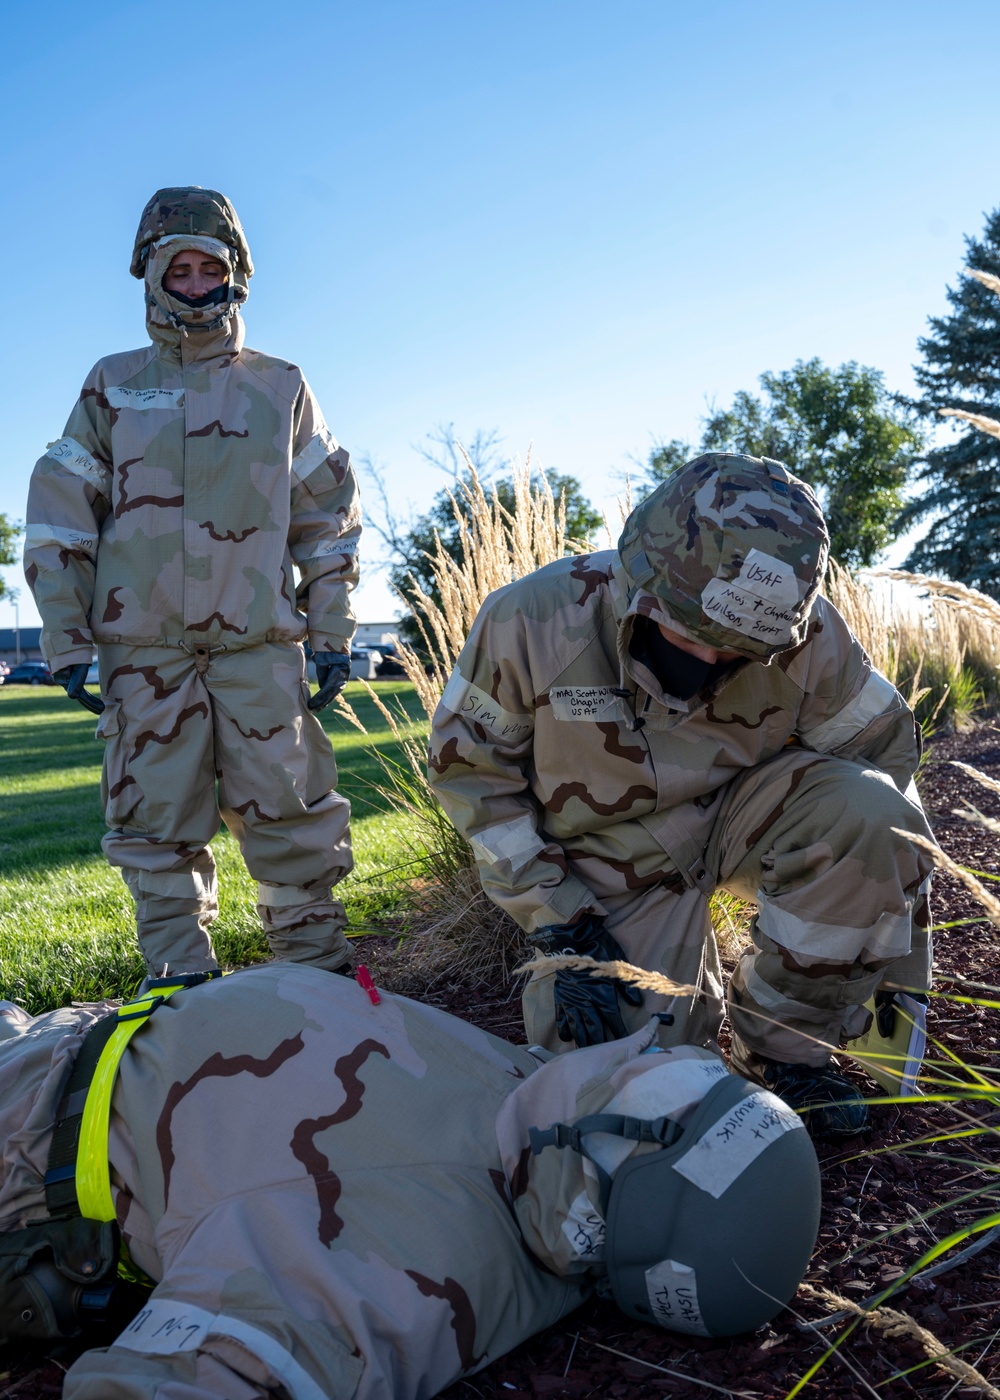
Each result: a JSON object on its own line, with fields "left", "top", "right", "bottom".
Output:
{"left": 308, "top": 653, "right": 351, "bottom": 712}
{"left": 535, "top": 912, "right": 644, "bottom": 1047}
{"left": 53, "top": 663, "right": 105, "bottom": 716}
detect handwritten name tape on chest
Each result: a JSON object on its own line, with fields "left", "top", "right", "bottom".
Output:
{"left": 671, "top": 1089, "right": 804, "bottom": 1199}
{"left": 700, "top": 549, "right": 804, "bottom": 644}
{"left": 550, "top": 686, "right": 626, "bottom": 722}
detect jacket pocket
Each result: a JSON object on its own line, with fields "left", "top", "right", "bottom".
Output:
{"left": 97, "top": 700, "right": 142, "bottom": 827}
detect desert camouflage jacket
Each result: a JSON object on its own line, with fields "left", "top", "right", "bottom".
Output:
{"left": 0, "top": 968, "right": 596, "bottom": 1399}
{"left": 427, "top": 551, "right": 921, "bottom": 933}
{"left": 24, "top": 296, "right": 360, "bottom": 670}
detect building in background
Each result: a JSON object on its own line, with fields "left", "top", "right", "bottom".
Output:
{"left": 0, "top": 627, "right": 42, "bottom": 666}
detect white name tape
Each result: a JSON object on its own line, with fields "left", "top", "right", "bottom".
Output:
{"left": 114, "top": 1299, "right": 328, "bottom": 1400}
{"left": 24, "top": 522, "right": 98, "bottom": 559}
{"left": 292, "top": 536, "right": 360, "bottom": 564}
{"left": 45, "top": 437, "right": 111, "bottom": 492}
{"left": 561, "top": 1190, "right": 606, "bottom": 1260}
{"left": 106, "top": 386, "right": 184, "bottom": 409}
{"left": 700, "top": 549, "right": 803, "bottom": 645}
{"left": 441, "top": 672, "right": 533, "bottom": 741}
{"left": 549, "top": 686, "right": 625, "bottom": 722}
{"left": 671, "top": 1089, "right": 804, "bottom": 1199}
{"left": 644, "top": 1259, "right": 708, "bottom": 1335}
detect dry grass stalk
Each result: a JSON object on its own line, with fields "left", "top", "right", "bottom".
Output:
{"left": 799, "top": 1283, "right": 1000, "bottom": 1397}
{"left": 515, "top": 954, "right": 700, "bottom": 999}
{"left": 951, "top": 760, "right": 1000, "bottom": 800}
{"left": 968, "top": 267, "right": 1000, "bottom": 299}
{"left": 939, "top": 406, "right": 1000, "bottom": 441}
{"left": 392, "top": 453, "right": 588, "bottom": 718}
{"left": 893, "top": 828, "right": 1000, "bottom": 929}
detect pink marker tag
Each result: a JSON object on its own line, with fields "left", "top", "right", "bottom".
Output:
{"left": 355, "top": 964, "right": 381, "bottom": 1005}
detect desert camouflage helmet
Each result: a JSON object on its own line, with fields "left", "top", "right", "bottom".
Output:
{"left": 531, "top": 1072, "right": 821, "bottom": 1336}
{"left": 617, "top": 453, "right": 829, "bottom": 660}
{"left": 130, "top": 187, "right": 253, "bottom": 279}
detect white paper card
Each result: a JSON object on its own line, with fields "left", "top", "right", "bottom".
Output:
{"left": 671, "top": 1089, "right": 804, "bottom": 1199}
{"left": 644, "top": 1259, "right": 709, "bottom": 1334}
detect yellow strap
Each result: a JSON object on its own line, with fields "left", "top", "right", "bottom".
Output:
{"left": 76, "top": 984, "right": 191, "bottom": 1221}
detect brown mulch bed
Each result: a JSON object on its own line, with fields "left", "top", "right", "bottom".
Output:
{"left": 6, "top": 727, "right": 1000, "bottom": 1398}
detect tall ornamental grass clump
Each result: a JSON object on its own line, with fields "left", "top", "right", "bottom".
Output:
{"left": 344, "top": 456, "right": 594, "bottom": 988}
{"left": 826, "top": 562, "right": 1000, "bottom": 733}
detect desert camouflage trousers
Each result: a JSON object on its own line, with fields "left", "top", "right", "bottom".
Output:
{"left": 96, "top": 641, "right": 353, "bottom": 976}
{"left": 523, "top": 748, "right": 935, "bottom": 1065}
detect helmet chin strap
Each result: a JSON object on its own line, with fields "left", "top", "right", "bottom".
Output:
{"left": 528, "top": 1113, "right": 684, "bottom": 1213}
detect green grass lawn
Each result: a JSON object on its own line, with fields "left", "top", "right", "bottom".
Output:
{"left": 0, "top": 682, "right": 427, "bottom": 1009}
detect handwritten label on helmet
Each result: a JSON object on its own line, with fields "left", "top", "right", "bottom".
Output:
{"left": 644, "top": 1259, "right": 708, "bottom": 1335}
{"left": 700, "top": 548, "right": 803, "bottom": 646}
{"left": 671, "top": 1089, "right": 803, "bottom": 1199}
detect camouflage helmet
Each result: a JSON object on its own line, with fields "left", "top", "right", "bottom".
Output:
{"left": 617, "top": 453, "right": 829, "bottom": 660}
{"left": 130, "top": 187, "right": 253, "bottom": 280}
{"left": 531, "top": 1072, "right": 821, "bottom": 1336}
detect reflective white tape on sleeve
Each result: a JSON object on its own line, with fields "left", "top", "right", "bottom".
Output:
{"left": 550, "top": 686, "right": 625, "bottom": 722}
{"left": 257, "top": 882, "right": 324, "bottom": 908}
{"left": 136, "top": 869, "right": 214, "bottom": 900}
{"left": 45, "top": 438, "right": 112, "bottom": 493}
{"left": 561, "top": 1190, "right": 606, "bottom": 1260}
{"left": 113, "top": 1299, "right": 329, "bottom": 1400}
{"left": 291, "top": 431, "right": 340, "bottom": 487}
{"left": 799, "top": 670, "right": 900, "bottom": 751}
{"left": 671, "top": 1090, "right": 804, "bottom": 1200}
{"left": 468, "top": 815, "right": 547, "bottom": 872}
{"left": 644, "top": 1259, "right": 709, "bottom": 1335}
{"left": 106, "top": 386, "right": 184, "bottom": 409}
{"left": 440, "top": 672, "right": 533, "bottom": 741}
{"left": 24, "top": 523, "right": 98, "bottom": 560}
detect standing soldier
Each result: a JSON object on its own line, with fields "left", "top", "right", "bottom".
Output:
{"left": 428, "top": 453, "right": 936, "bottom": 1137}
{"left": 24, "top": 188, "right": 360, "bottom": 979}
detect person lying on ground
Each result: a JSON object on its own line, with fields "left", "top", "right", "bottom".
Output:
{"left": 0, "top": 963, "right": 820, "bottom": 1399}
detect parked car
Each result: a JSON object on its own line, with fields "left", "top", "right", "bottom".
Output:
{"left": 5, "top": 661, "right": 54, "bottom": 685}
{"left": 86, "top": 661, "right": 101, "bottom": 685}
{"left": 375, "top": 643, "right": 406, "bottom": 678}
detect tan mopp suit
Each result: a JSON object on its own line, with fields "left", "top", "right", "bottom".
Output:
{"left": 24, "top": 190, "right": 359, "bottom": 975}
{"left": 0, "top": 966, "right": 765, "bottom": 1398}
{"left": 428, "top": 455, "right": 936, "bottom": 1066}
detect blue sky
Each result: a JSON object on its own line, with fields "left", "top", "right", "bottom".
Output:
{"left": 3, "top": 0, "right": 999, "bottom": 629}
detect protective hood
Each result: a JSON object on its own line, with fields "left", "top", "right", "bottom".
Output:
{"left": 495, "top": 1021, "right": 731, "bottom": 1278}
{"left": 131, "top": 188, "right": 251, "bottom": 355}
{"left": 615, "top": 453, "right": 829, "bottom": 662}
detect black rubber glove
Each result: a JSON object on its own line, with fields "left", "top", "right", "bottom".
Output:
{"left": 308, "top": 654, "right": 352, "bottom": 712}
{"left": 535, "top": 912, "right": 644, "bottom": 1047}
{"left": 53, "top": 663, "right": 105, "bottom": 716}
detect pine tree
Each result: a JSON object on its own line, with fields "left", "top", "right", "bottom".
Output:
{"left": 903, "top": 207, "right": 1000, "bottom": 595}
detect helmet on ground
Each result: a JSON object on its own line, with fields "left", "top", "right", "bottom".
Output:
{"left": 530, "top": 1072, "right": 820, "bottom": 1335}
{"left": 130, "top": 187, "right": 253, "bottom": 280}
{"left": 617, "top": 453, "right": 829, "bottom": 660}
